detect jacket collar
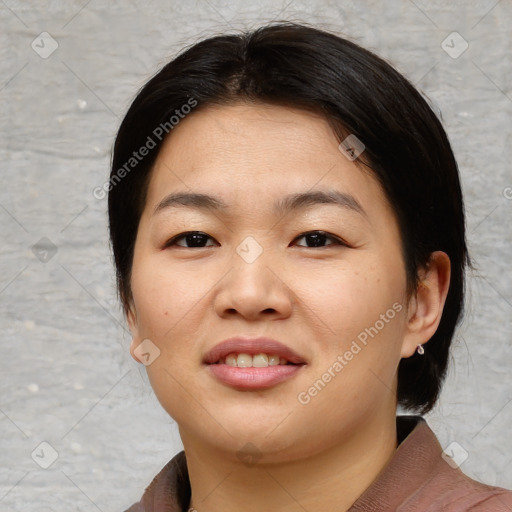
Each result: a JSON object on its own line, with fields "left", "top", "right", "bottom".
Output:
{"left": 133, "top": 415, "right": 441, "bottom": 511}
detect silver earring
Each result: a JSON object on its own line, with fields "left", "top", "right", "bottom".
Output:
{"left": 416, "top": 344, "right": 425, "bottom": 355}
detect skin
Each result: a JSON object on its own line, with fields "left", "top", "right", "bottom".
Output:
{"left": 126, "top": 102, "right": 451, "bottom": 512}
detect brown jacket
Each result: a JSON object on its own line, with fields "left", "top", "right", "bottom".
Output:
{"left": 124, "top": 416, "right": 512, "bottom": 511}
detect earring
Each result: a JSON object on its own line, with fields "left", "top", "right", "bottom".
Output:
{"left": 416, "top": 344, "right": 425, "bottom": 355}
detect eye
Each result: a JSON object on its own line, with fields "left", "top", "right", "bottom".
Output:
{"left": 164, "top": 230, "right": 347, "bottom": 249}
{"left": 164, "top": 231, "right": 217, "bottom": 248}
{"left": 292, "top": 231, "right": 346, "bottom": 248}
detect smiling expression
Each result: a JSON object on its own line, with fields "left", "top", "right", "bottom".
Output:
{"left": 127, "top": 101, "right": 415, "bottom": 461}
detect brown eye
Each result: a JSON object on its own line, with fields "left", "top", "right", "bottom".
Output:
{"left": 293, "top": 231, "right": 346, "bottom": 248}
{"left": 165, "top": 231, "right": 216, "bottom": 248}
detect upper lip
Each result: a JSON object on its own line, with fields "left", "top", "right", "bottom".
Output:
{"left": 204, "top": 337, "right": 307, "bottom": 365}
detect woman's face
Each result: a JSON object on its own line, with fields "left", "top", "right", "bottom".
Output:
{"left": 127, "top": 102, "right": 417, "bottom": 461}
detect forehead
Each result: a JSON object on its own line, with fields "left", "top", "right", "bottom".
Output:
{"left": 155, "top": 101, "right": 343, "bottom": 171}
{"left": 143, "top": 102, "right": 392, "bottom": 222}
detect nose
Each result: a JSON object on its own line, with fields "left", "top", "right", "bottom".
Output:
{"left": 213, "top": 249, "right": 293, "bottom": 321}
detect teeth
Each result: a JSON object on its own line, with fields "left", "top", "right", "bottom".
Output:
{"left": 268, "top": 355, "right": 280, "bottom": 366}
{"left": 225, "top": 354, "right": 237, "bottom": 366}
{"left": 252, "top": 354, "right": 268, "bottom": 367}
{"left": 237, "top": 354, "right": 252, "bottom": 367}
{"left": 221, "top": 353, "right": 290, "bottom": 367}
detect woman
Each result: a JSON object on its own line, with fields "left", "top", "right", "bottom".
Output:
{"left": 108, "top": 22, "right": 512, "bottom": 511}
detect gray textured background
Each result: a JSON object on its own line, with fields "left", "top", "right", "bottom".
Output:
{"left": 1, "top": 1, "right": 511, "bottom": 511}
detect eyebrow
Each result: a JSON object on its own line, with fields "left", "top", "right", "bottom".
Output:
{"left": 153, "top": 189, "right": 366, "bottom": 218}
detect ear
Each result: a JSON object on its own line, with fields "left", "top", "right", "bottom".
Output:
{"left": 401, "top": 251, "right": 451, "bottom": 358}
{"left": 126, "top": 302, "right": 143, "bottom": 364}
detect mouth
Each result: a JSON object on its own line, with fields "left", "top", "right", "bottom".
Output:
{"left": 211, "top": 353, "right": 301, "bottom": 367}
{"left": 204, "top": 337, "right": 307, "bottom": 390}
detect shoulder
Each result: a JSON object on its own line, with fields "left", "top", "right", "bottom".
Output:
{"left": 369, "top": 416, "right": 512, "bottom": 512}
{"left": 411, "top": 449, "right": 512, "bottom": 511}
{"left": 469, "top": 491, "right": 512, "bottom": 511}
{"left": 439, "top": 485, "right": 512, "bottom": 511}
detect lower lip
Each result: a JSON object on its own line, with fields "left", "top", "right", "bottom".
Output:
{"left": 206, "top": 363, "right": 305, "bottom": 389}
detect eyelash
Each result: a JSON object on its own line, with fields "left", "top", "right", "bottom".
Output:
{"left": 164, "top": 230, "right": 347, "bottom": 249}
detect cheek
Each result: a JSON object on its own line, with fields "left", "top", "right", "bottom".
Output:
{"left": 129, "top": 254, "right": 217, "bottom": 406}
{"left": 295, "top": 256, "right": 407, "bottom": 404}
{"left": 296, "top": 257, "right": 405, "bottom": 343}
{"left": 130, "top": 254, "right": 211, "bottom": 340}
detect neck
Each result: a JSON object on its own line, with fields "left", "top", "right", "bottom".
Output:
{"left": 183, "top": 410, "right": 398, "bottom": 512}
